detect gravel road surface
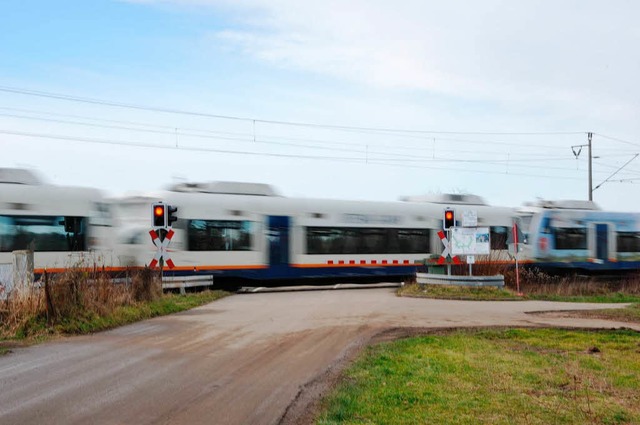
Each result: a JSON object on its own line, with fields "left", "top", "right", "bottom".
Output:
{"left": 1, "top": 287, "right": 638, "bottom": 425}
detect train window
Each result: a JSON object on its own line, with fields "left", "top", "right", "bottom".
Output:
{"left": 187, "top": 220, "right": 253, "bottom": 251}
{"left": 490, "top": 226, "right": 509, "bottom": 250}
{"left": 617, "top": 232, "right": 640, "bottom": 253}
{"left": 0, "top": 215, "right": 86, "bottom": 252}
{"left": 553, "top": 227, "right": 587, "bottom": 250}
{"left": 305, "top": 227, "right": 429, "bottom": 255}
{"left": 517, "top": 216, "right": 532, "bottom": 243}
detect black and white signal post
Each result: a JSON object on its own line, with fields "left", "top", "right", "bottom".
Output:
{"left": 150, "top": 202, "right": 178, "bottom": 280}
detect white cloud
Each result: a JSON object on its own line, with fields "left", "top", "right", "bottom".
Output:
{"left": 132, "top": 0, "right": 640, "bottom": 132}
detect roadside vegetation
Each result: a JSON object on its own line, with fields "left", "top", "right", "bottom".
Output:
{"left": 317, "top": 328, "right": 640, "bottom": 425}
{"left": 0, "top": 268, "right": 228, "bottom": 350}
{"left": 400, "top": 267, "right": 640, "bottom": 324}
{"left": 563, "top": 303, "right": 640, "bottom": 324}
{"left": 399, "top": 283, "right": 521, "bottom": 301}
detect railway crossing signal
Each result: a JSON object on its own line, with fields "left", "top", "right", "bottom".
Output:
{"left": 149, "top": 228, "right": 175, "bottom": 269}
{"left": 152, "top": 202, "right": 178, "bottom": 229}
{"left": 152, "top": 203, "right": 167, "bottom": 228}
{"left": 150, "top": 202, "right": 179, "bottom": 271}
{"left": 437, "top": 230, "right": 461, "bottom": 266}
{"left": 443, "top": 208, "right": 455, "bottom": 230}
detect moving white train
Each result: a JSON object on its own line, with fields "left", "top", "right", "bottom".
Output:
{"left": 113, "top": 181, "right": 515, "bottom": 283}
{"left": 2, "top": 168, "right": 640, "bottom": 285}
{"left": 0, "top": 168, "right": 118, "bottom": 275}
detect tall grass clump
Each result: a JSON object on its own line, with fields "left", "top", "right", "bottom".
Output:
{"left": 0, "top": 267, "right": 161, "bottom": 339}
{"left": 422, "top": 250, "right": 640, "bottom": 301}
{"left": 505, "top": 268, "right": 640, "bottom": 300}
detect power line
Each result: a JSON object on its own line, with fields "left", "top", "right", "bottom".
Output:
{"left": 593, "top": 132, "right": 640, "bottom": 148}
{"left": 0, "top": 85, "right": 586, "bottom": 136}
{"left": 0, "top": 110, "right": 585, "bottom": 162}
{"left": 1, "top": 105, "right": 576, "bottom": 153}
{"left": 0, "top": 115, "right": 597, "bottom": 173}
{"left": 0, "top": 129, "right": 587, "bottom": 181}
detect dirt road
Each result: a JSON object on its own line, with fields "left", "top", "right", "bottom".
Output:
{"left": 1, "top": 287, "right": 638, "bottom": 425}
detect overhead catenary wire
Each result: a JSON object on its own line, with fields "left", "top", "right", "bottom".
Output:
{"left": 0, "top": 106, "right": 579, "bottom": 153}
{"left": 0, "top": 110, "right": 595, "bottom": 162}
{"left": 0, "top": 129, "right": 588, "bottom": 181}
{"left": 2, "top": 85, "right": 639, "bottom": 192}
{"left": 0, "top": 85, "right": 586, "bottom": 137}
{"left": 5, "top": 94, "right": 637, "bottom": 157}
{"left": 0, "top": 116, "right": 612, "bottom": 174}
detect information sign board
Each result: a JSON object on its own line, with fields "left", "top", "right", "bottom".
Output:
{"left": 451, "top": 227, "right": 490, "bottom": 255}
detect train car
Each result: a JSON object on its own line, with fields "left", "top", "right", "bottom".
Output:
{"left": 0, "top": 168, "right": 119, "bottom": 275}
{"left": 517, "top": 200, "right": 640, "bottom": 272}
{"left": 114, "top": 181, "right": 518, "bottom": 284}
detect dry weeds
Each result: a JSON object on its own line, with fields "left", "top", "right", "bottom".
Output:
{"left": 0, "top": 268, "right": 161, "bottom": 338}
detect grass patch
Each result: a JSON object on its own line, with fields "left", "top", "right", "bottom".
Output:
{"left": 1, "top": 267, "right": 230, "bottom": 345}
{"left": 399, "top": 282, "right": 640, "bottom": 303}
{"left": 1, "top": 290, "right": 229, "bottom": 343}
{"left": 561, "top": 303, "right": 640, "bottom": 324}
{"left": 418, "top": 265, "right": 640, "bottom": 303}
{"left": 526, "top": 293, "right": 640, "bottom": 303}
{"left": 317, "top": 328, "right": 640, "bottom": 425}
{"left": 52, "top": 290, "right": 229, "bottom": 334}
{"left": 399, "top": 283, "right": 521, "bottom": 301}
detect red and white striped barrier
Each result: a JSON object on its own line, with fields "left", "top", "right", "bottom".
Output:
{"left": 437, "top": 230, "right": 461, "bottom": 265}
{"left": 149, "top": 229, "right": 175, "bottom": 269}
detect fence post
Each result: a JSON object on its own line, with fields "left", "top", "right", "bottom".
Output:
{"left": 44, "top": 270, "right": 57, "bottom": 324}
{"left": 12, "top": 250, "right": 34, "bottom": 295}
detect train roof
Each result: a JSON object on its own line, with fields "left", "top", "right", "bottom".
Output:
{"left": 0, "top": 168, "right": 44, "bottom": 185}
{"left": 399, "top": 193, "right": 488, "bottom": 206}
{"left": 520, "top": 199, "right": 601, "bottom": 211}
{"left": 166, "top": 181, "right": 281, "bottom": 197}
{"left": 0, "top": 168, "right": 106, "bottom": 215}
{"left": 113, "top": 183, "right": 515, "bottom": 230}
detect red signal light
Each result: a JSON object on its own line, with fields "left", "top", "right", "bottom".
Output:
{"left": 443, "top": 208, "right": 455, "bottom": 230}
{"left": 152, "top": 203, "right": 167, "bottom": 228}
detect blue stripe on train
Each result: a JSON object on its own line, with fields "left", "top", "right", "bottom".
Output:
{"left": 529, "top": 260, "right": 640, "bottom": 272}
{"left": 163, "top": 265, "right": 418, "bottom": 281}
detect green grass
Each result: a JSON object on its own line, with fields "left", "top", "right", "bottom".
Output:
{"left": 399, "top": 283, "right": 640, "bottom": 303}
{"left": 1, "top": 290, "right": 229, "bottom": 345}
{"left": 563, "top": 303, "right": 640, "bottom": 324}
{"left": 317, "top": 329, "right": 640, "bottom": 425}
{"left": 526, "top": 293, "right": 640, "bottom": 303}
{"left": 398, "top": 283, "right": 521, "bottom": 301}
{"left": 53, "top": 290, "right": 229, "bottom": 334}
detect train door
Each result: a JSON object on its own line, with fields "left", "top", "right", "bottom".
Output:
{"left": 589, "top": 223, "right": 615, "bottom": 262}
{"left": 268, "top": 216, "right": 290, "bottom": 275}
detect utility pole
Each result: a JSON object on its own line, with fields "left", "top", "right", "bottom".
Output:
{"left": 571, "top": 132, "right": 594, "bottom": 201}
{"left": 573, "top": 132, "right": 638, "bottom": 200}
{"left": 588, "top": 132, "right": 593, "bottom": 201}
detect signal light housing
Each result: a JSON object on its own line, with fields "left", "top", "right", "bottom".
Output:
{"left": 443, "top": 208, "right": 455, "bottom": 230}
{"left": 168, "top": 205, "right": 178, "bottom": 226}
{"left": 152, "top": 203, "right": 167, "bottom": 228}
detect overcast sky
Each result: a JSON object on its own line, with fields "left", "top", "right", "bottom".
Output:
{"left": 2, "top": 0, "right": 640, "bottom": 210}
